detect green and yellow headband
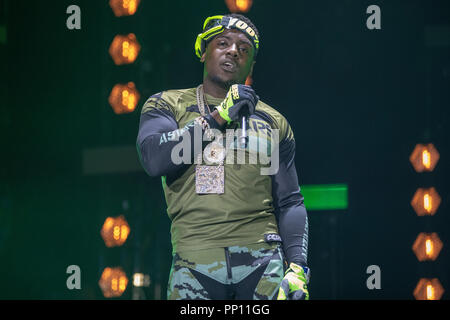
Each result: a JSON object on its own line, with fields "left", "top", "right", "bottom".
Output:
{"left": 194, "top": 15, "right": 260, "bottom": 60}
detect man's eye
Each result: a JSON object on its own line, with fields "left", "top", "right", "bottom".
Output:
{"left": 218, "top": 41, "right": 227, "bottom": 46}
{"left": 240, "top": 47, "right": 249, "bottom": 53}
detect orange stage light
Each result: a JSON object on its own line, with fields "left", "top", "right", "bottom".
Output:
{"left": 413, "top": 278, "right": 444, "bottom": 300}
{"left": 99, "top": 267, "right": 129, "bottom": 298}
{"left": 110, "top": 0, "right": 140, "bottom": 17}
{"left": 409, "top": 143, "right": 439, "bottom": 172}
{"left": 411, "top": 187, "right": 441, "bottom": 216}
{"left": 412, "top": 232, "right": 443, "bottom": 261}
{"left": 225, "top": 0, "right": 253, "bottom": 13}
{"left": 108, "top": 82, "right": 140, "bottom": 115}
{"left": 100, "top": 215, "right": 130, "bottom": 247}
{"left": 109, "top": 33, "right": 141, "bottom": 65}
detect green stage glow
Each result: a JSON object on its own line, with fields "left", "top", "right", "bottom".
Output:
{"left": 301, "top": 184, "right": 348, "bottom": 211}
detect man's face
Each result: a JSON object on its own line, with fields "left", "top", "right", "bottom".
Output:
{"left": 202, "top": 29, "right": 255, "bottom": 87}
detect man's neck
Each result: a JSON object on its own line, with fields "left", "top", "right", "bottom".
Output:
{"left": 202, "top": 78, "right": 229, "bottom": 99}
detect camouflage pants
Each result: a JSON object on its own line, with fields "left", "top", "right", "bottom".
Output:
{"left": 167, "top": 242, "right": 285, "bottom": 300}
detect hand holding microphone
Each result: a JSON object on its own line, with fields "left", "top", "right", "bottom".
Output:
{"left": 216, "top": 84, "right": 258, "bottom": 124}
{"left": 216, "top": 84, "right": 258, "bottom": 147}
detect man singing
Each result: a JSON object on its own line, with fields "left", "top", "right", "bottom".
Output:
{"left": 136, "top": 13, "right": 309, "bottom": 300}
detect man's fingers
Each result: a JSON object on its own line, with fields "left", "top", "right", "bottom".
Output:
{"left": 277, "top": 279, "right": 290, "bottom": 300}
{"left": 240, "top": 86, "right": 258, "bottom": 104}
{"left": 290, "top": 290, "right": 306, "bottom": 300}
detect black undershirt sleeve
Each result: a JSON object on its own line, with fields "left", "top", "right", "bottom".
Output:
{"left": 272, "top": 136, "right": 309, "bottom": 267}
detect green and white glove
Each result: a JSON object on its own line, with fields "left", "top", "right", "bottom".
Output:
{"left": 216, "top": 84, "right": 258, "bottom": 124}
{"left": 277, "top": 263, "right": 310, "bottom": 300}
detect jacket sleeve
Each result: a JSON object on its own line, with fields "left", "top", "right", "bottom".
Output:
{"left": 272, "top": 125, "right": 309, "bottom": 267}
{"left": 136, "top": 93, "right": 223, "bottom": 177}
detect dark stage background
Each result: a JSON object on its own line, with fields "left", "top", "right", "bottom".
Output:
{"left": 0, "top": 0, "right": 449, "bottom": 299}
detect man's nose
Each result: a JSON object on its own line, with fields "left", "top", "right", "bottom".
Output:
{"left": 226, "top": 43, "right": 238, "bottom": 57}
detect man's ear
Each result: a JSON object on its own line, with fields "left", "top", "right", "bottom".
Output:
{"left": 200, "top": 52, "right": 206, "bottom": 63}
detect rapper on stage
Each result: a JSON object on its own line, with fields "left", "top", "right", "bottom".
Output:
{"left": 136, "top": 13, "right": 310, "bottom": 300}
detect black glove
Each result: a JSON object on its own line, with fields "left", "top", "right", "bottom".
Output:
{"left": 216, "top": 84, "right": 259, "bottom": 124}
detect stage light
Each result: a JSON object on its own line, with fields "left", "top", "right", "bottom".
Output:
{"left": 133, "top": 273, "right": 151, "bottom": 287}
{"left": 413, "top": 278, "right": 444, "bottom": 300}
{"left": 409, "top": 143, "right": 439, "bottom": 172}
{"left": 411, "top": 187, "right": 441, "bottom": 216}
{"left": 110, "top": 0, "right": 140, "bottom": 17}
{"left": 225, "top": 0, "right": 253, "bottom": 13}
{"left": 412, "top": 232, "right": 443, "bottom": 261}
{"left": 101, "top": 215, "right": 130, "bottom": 247}
{"left": 99, "top": 267, "right": 129, "bottom": 298}
{"left": 108, "top": 82, "right": 140, "bottom": 115}
{"left": 301, "top": 184, "right": 348, "bottom": 211}
{"left": 109, "top": 33, "right": 141, "bottom": 65}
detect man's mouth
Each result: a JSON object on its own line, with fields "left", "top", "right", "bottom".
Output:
{"left": 221, "top": 61, "right": 237, "bottom": 73}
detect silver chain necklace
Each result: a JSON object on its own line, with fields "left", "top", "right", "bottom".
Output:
{"left": 196, "top": 84, "right": 211, "bottom": 116}
{"left": 194, "top": 84, "right": 225, "bottom": 194}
